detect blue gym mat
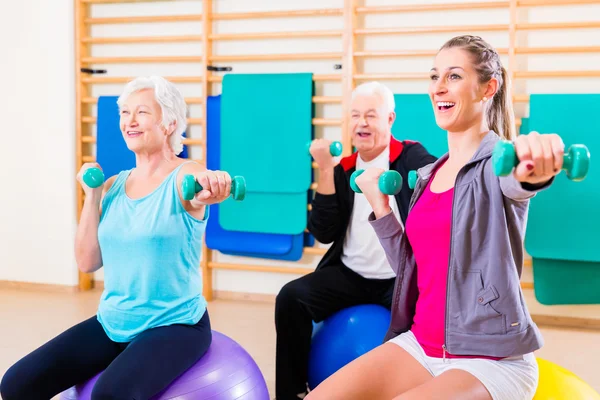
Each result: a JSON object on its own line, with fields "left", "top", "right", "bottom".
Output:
{"left": 205, "top": 95, "right": 306, "bottom": 261}
{"left": 391, "top": 94, "right": 448, "bottom": 158}
{"left": 96, "top": 96, "right": 188, "bottom": 178}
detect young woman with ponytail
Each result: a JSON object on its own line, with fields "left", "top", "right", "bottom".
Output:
{"left": 305, "top": 35, "right": 565, "bottom": 400}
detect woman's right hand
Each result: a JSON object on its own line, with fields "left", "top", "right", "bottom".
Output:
{"left": 77, "top": 163, "right": 104, "bottom": 200}
{"left": 355, "top": 168, "right": 392, "bottom": 219}
{"left": 309, "top": 139, "right": 337, "bottom": 170}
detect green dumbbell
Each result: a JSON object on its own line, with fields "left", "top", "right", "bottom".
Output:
{"left": 307, "top": 141, "right": 343, "bottom": 157}
{"left": 492, "top": 140, "right": 591, "bottom": 182}
{"left": 82, "top": 167, "right": 105, "bottom": 188}
{"left": 350, "top": 169, "right": 403, "bottom": 195}
{"left": 408, "top": 170, "right": 418, "bottom": 190}
{"left": 181, "top": 174, "right": 246, "bottom": 201}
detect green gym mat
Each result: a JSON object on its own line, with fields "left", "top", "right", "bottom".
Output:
{"left": 218, "top": 73, "right": 314, "bottom": 235}
{"left": 532, "top": 258, "right": 600, "bottom": 305}
{"left": 525, "top": 94, "right": 599, "bottom": 305}
{"left": 519, "top": 117, "right": 529, "bottom": 135}
{"left": 391, "top": 94, "right": 448, "bottom": 158}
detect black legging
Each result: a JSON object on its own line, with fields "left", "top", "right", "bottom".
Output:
{"left": 0, "top": 311, "right": 211, "bottom": 400}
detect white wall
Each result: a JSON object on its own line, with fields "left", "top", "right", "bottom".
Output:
{"left": 0, "top": 0, "right": 78, "bottom": 286}
{"left": 1, "top": 0, "right": 599, "bottom": 292}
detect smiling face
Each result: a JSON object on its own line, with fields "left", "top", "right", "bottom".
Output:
{"left": 350, "top": 93, "right": 395, "bottom": 160}
{"left": 119, "top": 88, "right": 172, "bottom": 153}
{"left": 429, "top": 47, "right": 497, "bottom": 134}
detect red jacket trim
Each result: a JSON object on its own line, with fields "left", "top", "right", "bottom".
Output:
{"left": 340, "top": 136, "right": 406, "bottom": 172}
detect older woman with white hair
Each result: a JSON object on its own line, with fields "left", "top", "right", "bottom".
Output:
{"left": 1, "top": 76, "right": 232, "bottom": 399}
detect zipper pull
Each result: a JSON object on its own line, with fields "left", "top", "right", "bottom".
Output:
{"left": 442, "top": 344, "right": 447, "bottom": 362}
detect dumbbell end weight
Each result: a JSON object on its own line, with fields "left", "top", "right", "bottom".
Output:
{"left": 564, "top": 144, "right": 591, "bottom": 182}
{"left": 379, "top": 170, "right": 403, "bottom": 195}
{"left": 329, "top": 141, "right": 343, "bottom": 157}
{"left": 408, "top": 170, "right": 417, "bottom": 190}
{"left": 82, "top": 167, "right": 105, "bottom": 189}
{"left": 307, "top": 141, "right": 343, "bottom": 157}
{"left": 491, "top": 140, "right": 517, "bottom": 177}
{"left": 231, "top": 176, "right": 247, "bottom": 201}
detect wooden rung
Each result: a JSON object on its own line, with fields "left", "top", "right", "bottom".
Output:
{"left": 355, "top": 24, "right": 508, "bottom": 35}
{"left": 82, "top": 56, "right": 202, "bottom": 64}
{"left": 519, "top": 0, "right": 600, "bottom": 6}
{"left": 356, "top": 1, "right": 508, "bottom": 14}
{"left": 210, "top": 30, "right": 343, "bottom": 41}
{"left": 515, "top": 70, "right": 600, "bottom": 78}
{"left": 310, "top": 183, "right": 318, "bottom": 190}
{"left": 312, "top": 162, "right": 318, "bottom": 169}
{"left": 208, "top": 261, "right": 313, "bottom": 275}
{"left": 82, "top": 116, "right": 203, "bottom": 124}
{"left": 210, "top": 52, "right": 341, "bottom": 62}
{"left": 313, "top": 118, "right": 342, "bottom": 126}
{"left": 82, "top": 156, "right": 95, "bottom": 163}
{"left": 313, "top": 96, "right": 342, "bottom": 104}
{"left": 82, "top": 35, "right": 203, "bottom": 44}
{"left": 182, "top": 138, "right": 203, "bottom": 145}
{"left": 513, "top": 94, "right": 529, "bottom": 102}
{"left": 517, "top": 46, "right": 600, "bottom": 54}
{"left": 308, "top": 204, "right": 312, "bottom": 211}
{"left": 208, "top": 74, "right": 341, "bottom": 83}
{"left": 82, "top": 136, "right": 96, "bottom": 143}
{"left": 82, "top": 0, "right": 177, "bottom": 2}
{"left": 81, "top": 97, "right": 203, "bottom": 105}
{"left": 518, "top": 21, "right": 600, "bottom": 31}
{"left": 212, "top": 8, "right": 343, "bottom": 20}
{"left": 355, "top": 49, "right": 440, "bottom": 57}
{"left": 187, "top": 118, "right": 203, "bottom": 125}
{"left": 85, "top": 15, "right": 203, "bottom": 25}
{"left": 354, "top": 73, "right": 429, "bottom": 80}
{"left": 303, "top": 247, "right": 327, "bottom": 256}
{"left": 83, "top": 76, "right": 202, "bottom": 84}
{"left": 516, "top": 118, "right": 522, "bottom": 127}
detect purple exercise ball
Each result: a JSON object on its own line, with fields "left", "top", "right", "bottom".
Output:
{"left": 59, "top": 331, "right": 269, "bottom": 400}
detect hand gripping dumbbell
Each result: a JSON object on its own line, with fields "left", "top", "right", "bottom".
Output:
{"left": 181, "top": 174, "right": 246, "bottom": 201}
{"left": 492, "top": 140, "right": 591, "bottom": 182}
{"left": 307, "top": 140, "right": 343, "bottom": 157}
{"left": 350, "top": 169, "right": 403, "bottom": 195}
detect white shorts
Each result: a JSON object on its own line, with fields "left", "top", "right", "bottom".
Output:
{"left": 388, "top": 330, "right": 539, "bottom": 400}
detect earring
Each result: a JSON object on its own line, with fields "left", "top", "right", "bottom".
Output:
{"left": 483, "top": 96, "right": 488, "bottom": 102}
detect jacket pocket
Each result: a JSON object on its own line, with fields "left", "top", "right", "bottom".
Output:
{"left": 452, "top": 271, "right": 506, "bottom": 335}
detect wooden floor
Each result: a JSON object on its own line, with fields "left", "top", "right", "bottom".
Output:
{"left": 1, "top": 286, "right": 599, "bottom": 397}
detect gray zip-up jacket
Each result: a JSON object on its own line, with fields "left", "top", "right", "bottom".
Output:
{"left": 368, "top": 131, "right": 548, "bottom": 358}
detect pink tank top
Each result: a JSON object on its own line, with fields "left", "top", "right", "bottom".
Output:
{"left": 405, "top": 164, "right": 502, "bottom": 360}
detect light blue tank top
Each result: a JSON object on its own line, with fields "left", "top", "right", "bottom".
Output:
{"left": 96, "top": 162, "right": 208, "bottom": 342}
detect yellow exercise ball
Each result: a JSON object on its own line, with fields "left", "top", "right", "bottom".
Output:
{"left": 534, "top": 358, "right": 600, "bottom": 399}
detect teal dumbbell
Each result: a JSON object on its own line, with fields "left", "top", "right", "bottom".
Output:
{"left": 181, "top": 174, "right": 246, "bottom": 201}
{"left": 307, "top": 141, "right": 343, "bottom": 157}
{"left": 408, "top": 170, "right": 418, "bottom": 189}
{"left": 82, "top": 167, "right": 105, "bottom": 188}
{"left": 492, "top": 140, "right": 590, "bottom": 182}
{"left": 350, "top": 169, "right": 402, "bottom": 195}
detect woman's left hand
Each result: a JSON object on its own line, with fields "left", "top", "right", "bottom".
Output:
{"left": 191, "top": 170, "right": 232, "bottom": 206}
{"left": 513, "top": 131, "right": 565, "bottom": 185}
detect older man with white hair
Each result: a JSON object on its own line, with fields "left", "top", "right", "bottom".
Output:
{"left": 274, "top": 81, "right": 438, "bottom": 400}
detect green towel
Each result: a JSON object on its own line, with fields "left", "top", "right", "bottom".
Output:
{"left": 525, "top": 94, "right": 599, "bottom": 305}
{"left": 218, "top": 73, "right": 314, "bottom": 235}
{"left": 391, "top": 94, "right": 447, "bottom": 158}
